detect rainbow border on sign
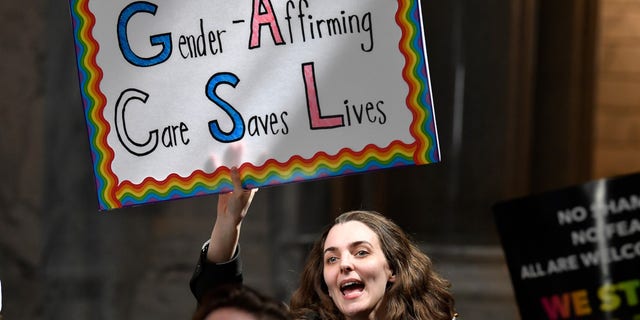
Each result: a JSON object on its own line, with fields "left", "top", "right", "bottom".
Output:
{"left": 69, "top": 0, "right": 440, "bottom": 211}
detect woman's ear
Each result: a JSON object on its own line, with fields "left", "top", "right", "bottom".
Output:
{"left": 388, "top": 273, "right": 396, "bottom": 283}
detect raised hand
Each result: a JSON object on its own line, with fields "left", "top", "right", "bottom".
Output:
{"left": 217, "top": 167, "right": 257, "bottom": 225}
{"left": 207, "top": 167, "right": 258, "bottom": 263}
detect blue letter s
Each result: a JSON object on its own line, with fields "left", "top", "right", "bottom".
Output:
{"left": 206, "top": 73, "right": 245, "bottom": 143}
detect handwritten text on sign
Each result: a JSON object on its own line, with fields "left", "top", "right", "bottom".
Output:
{"left": 70, "top": 0, "right": 439, "bottom": 210}
{"left": 494, "top": 173, "right": 640, "bottom": 320}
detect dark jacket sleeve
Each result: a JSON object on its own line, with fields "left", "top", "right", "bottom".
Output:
{"left": 189, "top": 241, "right": 243, "bottom": 304}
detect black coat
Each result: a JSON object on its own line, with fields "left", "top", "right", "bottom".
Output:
{"left": 189, "top": 241, "right": 243, "bottom": 303}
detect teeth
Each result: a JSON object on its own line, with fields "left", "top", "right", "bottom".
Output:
{"left": 340, "top": 281, "right": 362, "bottom": 289}
{"left": 340, "top": 281, "right": 364, "bottom": 296}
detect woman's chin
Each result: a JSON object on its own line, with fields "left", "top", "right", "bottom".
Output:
{"left": 336, "top": 301, "right": 374, "bottom": 320}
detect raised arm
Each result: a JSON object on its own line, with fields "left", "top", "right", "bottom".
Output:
{"left": 207, "top": 167, "right": 257, "bottom": 263}
{"left": 190, "top": 167, "right": 257, "bottom": 302}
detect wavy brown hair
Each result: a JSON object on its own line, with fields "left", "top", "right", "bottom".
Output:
{"left": 289, "top": 210, "right": 455, "bottom": 320}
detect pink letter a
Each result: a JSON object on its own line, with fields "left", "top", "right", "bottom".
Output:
{"left": 249, "top": 0, "right": 285, "bottom": 48}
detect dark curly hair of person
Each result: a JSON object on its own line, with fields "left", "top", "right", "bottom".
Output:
{"left": 193, "top": 283, "right": 291, "bottom": 320}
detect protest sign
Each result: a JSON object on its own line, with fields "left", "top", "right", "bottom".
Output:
{"left": 494, "top": 172, "right": 640, "bottom": 320}
{"left": 69, "top": 0, "right": 440, "bottom": 210}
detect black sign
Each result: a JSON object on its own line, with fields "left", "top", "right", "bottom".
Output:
{"left": 494, "top": 172, "right": 640, "bottom": 320}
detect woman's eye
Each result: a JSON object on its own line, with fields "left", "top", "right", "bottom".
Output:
{"left": 326, "top": 256, "right": 338, "bottom": 264}
{"left": 355, "top": 250, "right": 369, "bottom": 257}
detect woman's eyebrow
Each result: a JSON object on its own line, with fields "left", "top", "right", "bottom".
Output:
{"left": 323, "top": 247, "right": 338, "bottom": 255}
{"left": 323, "top": 241, "right": 373, "bottom": 254}
{"left": 350, "top": 241, "right": 373, "bottom": 249}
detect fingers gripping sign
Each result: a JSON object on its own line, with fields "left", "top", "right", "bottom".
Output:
{"left": 218, "top": 167, "right": 257, "bottom": 225}
{"left": 208, "top": 167, "right": 258, "bottom": 263}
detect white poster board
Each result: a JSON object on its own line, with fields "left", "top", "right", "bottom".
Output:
{"left": 69, "top": 0, "right": 440, "bottom": 210}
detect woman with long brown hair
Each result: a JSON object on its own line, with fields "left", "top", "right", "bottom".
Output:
{"left": 289, "top": 210, "right": 455, "bottom": 320}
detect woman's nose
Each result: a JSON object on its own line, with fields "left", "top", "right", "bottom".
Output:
{"left": 340, "top": 254, "right": 354, "bottom": 272}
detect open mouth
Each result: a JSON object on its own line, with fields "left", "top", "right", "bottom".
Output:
{"left": 340, "top": 280, "right": 365, "bottom": 297}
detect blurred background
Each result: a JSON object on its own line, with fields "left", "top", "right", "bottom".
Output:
{"left": 1, "top": 0, "right": 639, "bottom": 319}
